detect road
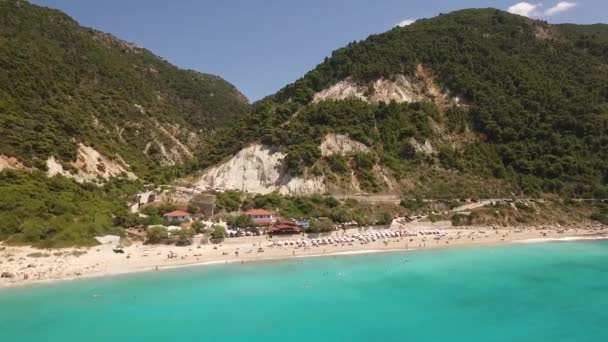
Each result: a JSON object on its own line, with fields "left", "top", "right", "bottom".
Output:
{"left": 130, "top": 191, "right": 154, "bottom": 213}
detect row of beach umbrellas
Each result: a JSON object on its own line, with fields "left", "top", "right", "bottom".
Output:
{"left": 270, "top": 229, "right": 446, "bottom": 247}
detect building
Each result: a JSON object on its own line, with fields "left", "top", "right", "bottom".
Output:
{"left": 246, "top": 209, "right": 275, "bottom": 225}
{"left": 296, "top": 219, "right": 310, "bottom": 229}
{"left": 163, "top": 210, "right": 192, "bottom": 222}
{"left": 270, "top": 220, "right": 300, "bottom": 235}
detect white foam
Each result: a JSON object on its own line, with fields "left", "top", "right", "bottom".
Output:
{"left": 513, "top": 236, "right": 608, "bottom": 244}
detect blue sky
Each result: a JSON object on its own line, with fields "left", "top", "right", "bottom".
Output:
{"left": 31, "top": 0, "right": 607, "bottom": 101}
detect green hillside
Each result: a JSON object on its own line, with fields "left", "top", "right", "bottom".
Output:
{"left": 0, "top": 0, "right": 249, "bottom": 177}
{"left": 204, "top": 9, "right": 608, "bottom": 198}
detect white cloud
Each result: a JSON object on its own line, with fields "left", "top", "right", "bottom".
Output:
{"left": 544, "top": 1, "right": 577, "bottom": 16}
{"left": 507, "top": 2, "right": 542, "bottom": 17}
{"left": 395, "top": 19, "right": 417, "bottom": 27}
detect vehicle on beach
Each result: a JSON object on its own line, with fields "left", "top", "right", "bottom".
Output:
{"left": 113, "top": 245, "right": 125, "bottom": 254}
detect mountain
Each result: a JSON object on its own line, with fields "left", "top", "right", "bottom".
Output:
{"left": 196, "top": 9, "right": 608, "bottom": 198}
{"left": 0, "top": 0, "right": 249, "bottom": 182}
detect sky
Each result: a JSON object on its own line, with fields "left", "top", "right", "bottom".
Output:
{"left": 30, "top": 0, "right": 608, "bottom": 101}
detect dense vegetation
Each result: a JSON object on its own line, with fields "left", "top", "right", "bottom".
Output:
{"left": 212, "top": 191, "right": 399, "bottom": 227}
{"left": 200, "top": 9, "right": 608, "bottom": 198}
{"left": 0, "top": 170, "right": 140, "bottom": 247}
{"left": 0, "top": 0, "right": 249, "bottom": 176}
{"left": 2, "top": 6, "right": 608, "bottom": 248}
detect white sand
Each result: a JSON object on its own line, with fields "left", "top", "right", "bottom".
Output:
{"left": 1, "top": 224, "right": 607, "bottom": 288}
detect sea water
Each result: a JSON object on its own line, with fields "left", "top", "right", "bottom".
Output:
{"left": 1, "top": 241, "right": 608, "bottom": 341}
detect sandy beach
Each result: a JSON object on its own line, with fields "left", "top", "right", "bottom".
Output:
{"left": 2, "top": 222, "right": 607, "bottom": 288}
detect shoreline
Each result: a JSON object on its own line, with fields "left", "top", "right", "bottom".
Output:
{"left": 2, "top": 225, "right": 607, "bottom": 290}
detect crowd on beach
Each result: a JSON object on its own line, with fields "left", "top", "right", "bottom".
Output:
{"left": 1, "top": 223, "right": 607, "bottom": 288}
{"left": 271, "top": 229, "right": 444, "bottom": 248}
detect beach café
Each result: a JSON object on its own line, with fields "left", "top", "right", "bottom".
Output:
{"left": 269, "top": 220, "right": 301, "bottom": 235}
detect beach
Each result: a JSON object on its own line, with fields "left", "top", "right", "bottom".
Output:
{"left": 1, "top": 222, "right": 607, "bottom": 288}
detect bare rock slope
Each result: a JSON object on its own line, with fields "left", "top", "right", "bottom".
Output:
{"left": 196, "top": 134, "right": 379, "bottom": 195}
{"left": 313, "top": 65, "right": 462, "bottom": 107}
{"left": 46, "top": 143, "right": 137, "bottom": 183}
{"left": 195, "top": 144, "right": 325, "bottom": 195}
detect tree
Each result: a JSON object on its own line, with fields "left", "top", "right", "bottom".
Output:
{"left": 176, "top": 228, "right": 195, "bottom": 246}
{"left": 215, "top": 191, "right": 242, "bottom": 212}
{"left": 324, "top": 196, "right": 340, "bottom": 208}
{"left": 191, "top": 221, "right": 206, "bottom": 234}
{"left": 308, "top": 218, "right": 334, "bottom": 233}
{"left": 147, "top": 226, "right": 168, "bottom": 244}
{"left": 227, "top": 214, "right": 254, "bottom": 228}
{"left": 378, "top": 212, "right": 393, "bottom": 225}
{"left": 353, "top": 213, "right": 373, "bottom": 226}
{"left": 112, "top": 213, "right": 139, "bottom": 228}
{"left": 187, "top": 203, "right": 199, "bottom": 215}
{"left": 330, "top": 207, "right": 353, "bottom": 223}
{"left": 210, "top": 225, "right": 227, "bottom": 243}
{"left": 141, "top": 203, "right": 177, "bottom": 217}
{"left": 327, "top": 155, "right": 349, "bottom": 174}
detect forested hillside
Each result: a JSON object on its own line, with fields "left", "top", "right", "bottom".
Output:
{"left": 0, "top": 170, "right": 139, "bottom": 247}
{"left": 200, "top": 9, "right": 608, "bottom": 198}
{"left": 0, "top": 0, "right": 250, "bottom": 246}
{"left": 2, "top": 5, "right": 608, "bottom": 247}
{"left": 0, "top": 0, "right": 249, "bottom": 179}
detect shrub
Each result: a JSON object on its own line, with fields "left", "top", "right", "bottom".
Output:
{"left": 146, "top": 226, "right": 169, "bottom": 244}
{"left": 308, "top": 218, "right": 334, "bottom": 233}
{"left": 210, "top": 225, "right": 227, "bottom": 243}
{"left": 227, "top": 214, "right": 254, "bottom": 228}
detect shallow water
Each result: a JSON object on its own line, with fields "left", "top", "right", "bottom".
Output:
{"left": 1, "top": 241, "right": 607, "bottom": 341}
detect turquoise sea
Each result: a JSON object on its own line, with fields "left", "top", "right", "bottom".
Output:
{"left": 1, "top": 241, "right": 608, "bottom": 341}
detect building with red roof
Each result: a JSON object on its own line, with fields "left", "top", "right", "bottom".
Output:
{"left": 246, "top": 209, "right": 275, "bottom": 225}
{"left": 163, "top": 210, "right": 192, "bottom": 222}
{"left": 270, "top": 220, "right": 300, "bottom": 235}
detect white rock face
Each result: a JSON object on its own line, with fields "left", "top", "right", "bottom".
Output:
{"left": 46, "top": 143, "right": 137, "bottom": 183}
{"left": 145, "top": 119, "right": 195, "bottom": 167}
{"left": 313, "top": 79, "right": 368, "bottom": 103}
{"left": 320, "top": 134, "right": 369, "bottom": 156}
{"left": 196, "top": 134, "right": 382, "bottom": 195}
{"left": 196, "top": 143, "right": 327, "bottom": 195}
{"left": 196, "top": 144, "right": 285, "bottom": 194}
{"left": 409, "top": 138, "right": 436, "bottom": 155}
{"left": 279, "top": 176, "right": 326, "bottom": 195}
{"left": 314, "top": 76, "right": 428, "bottom": 104}
{"left": 313, "top": 64, "right": 460, "bottom": 106}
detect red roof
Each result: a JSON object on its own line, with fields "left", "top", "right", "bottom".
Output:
{"left": 247, "top": 209, "right": 274, "bottom": 216}
{"left": 272, "top": 224, "right": 299, "bottom": 230}
{"left": 274, "top": 220, "right": 298, "bottom": 227}
{"left": 163, "top": 210, "right": 191, "bottom": 217}
{"left": 270, "top": 224, "right": 300, "bottom": 233}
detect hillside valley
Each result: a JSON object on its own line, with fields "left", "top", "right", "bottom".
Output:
{"left": 1, "top": 4, "right": 607, "bottom": 247}
{"left": 195, "top": 9, "right": 608, "bottom": 200}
